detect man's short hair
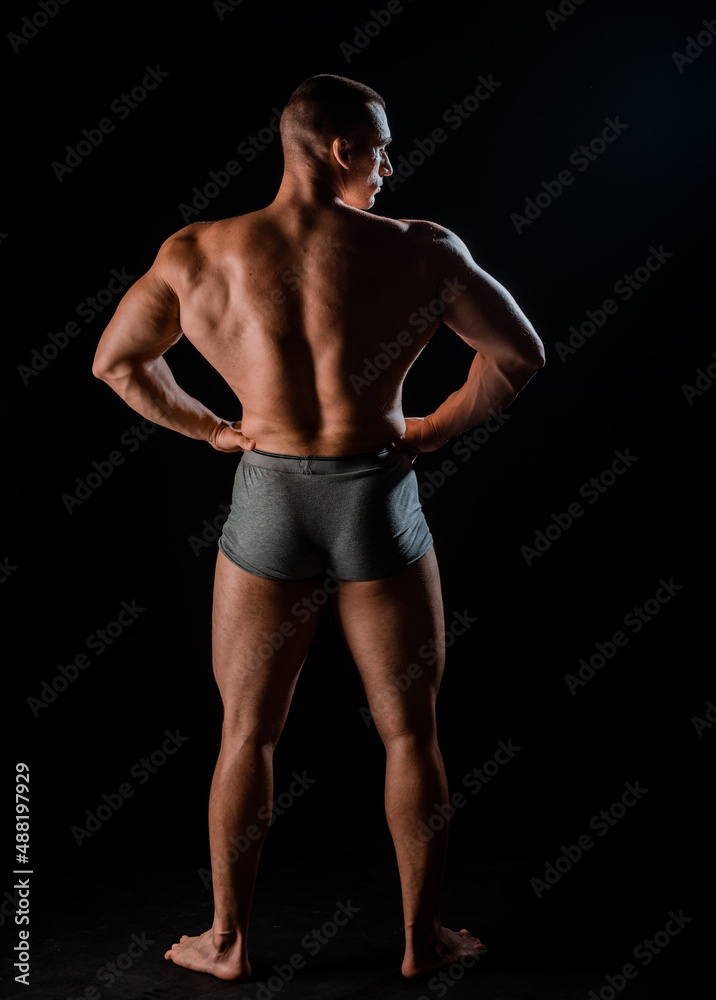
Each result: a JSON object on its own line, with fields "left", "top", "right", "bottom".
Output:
{"left": 280, "top": 74, "right": 386, "bottom": 161}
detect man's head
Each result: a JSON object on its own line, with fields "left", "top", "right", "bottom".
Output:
{"left": 280, "top": 74, "right": 393, "bottom": 209}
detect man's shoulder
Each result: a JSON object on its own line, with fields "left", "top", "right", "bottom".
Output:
{"left": 394, "top": 217, "right": 470, "bottom": 263}
{"left": 156, "top": 221, "right": 210, "bottom": 263}
{"left": 396, "top": 217, "right": 446, "bottom": 233}
{"left": 153, "top": 217, "right": 246, "bottom": 281}
{"left": 160, "top": 215, "right": 243, "bottom": 251}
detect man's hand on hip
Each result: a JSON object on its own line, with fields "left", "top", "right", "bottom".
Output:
{"left": 209, "top": 420, "right": 257, "bottom": 453}
{"left": 390, "top": 416, "right": 449, "bottom": 462}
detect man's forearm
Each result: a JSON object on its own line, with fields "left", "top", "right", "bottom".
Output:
{"left": 95, "top": 356, "right": 225, "bottom": 443}
{"left": 429, "top": 351, "right": 542, "bottom": 442}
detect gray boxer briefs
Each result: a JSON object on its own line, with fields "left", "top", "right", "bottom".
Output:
{"left": 217, "top": 447, "right": 433, "bottom": 581}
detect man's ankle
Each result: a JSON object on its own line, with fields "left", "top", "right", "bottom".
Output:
{"left": 212, "top": 926, "right": 239, "bottom": 948}
{"left": 405, "top": 917, "right": 441, "bottom": 947}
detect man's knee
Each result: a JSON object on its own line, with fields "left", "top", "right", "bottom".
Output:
{"left": 220, "top": 717, "right": 283, "bottom": 750}
{"left": 368, "top": 672, "right": 440, "bottom": 737}
{"left": 376, "top": 718, "right": 439, "bottom": 750}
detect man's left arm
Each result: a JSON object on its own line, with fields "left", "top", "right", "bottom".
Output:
{"left": 92, "top": 235, "right": 254, "bottom": 453}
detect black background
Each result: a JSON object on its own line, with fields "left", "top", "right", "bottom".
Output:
{"left": 4, "top": 0, "right": 714, "bottom": 997}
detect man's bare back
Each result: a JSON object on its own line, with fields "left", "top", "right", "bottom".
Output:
{"left": 158, "top": 206, "right": 445, "bottom": 456}
{"left": 94, "top": 191, "right": 542, "bottom": 461}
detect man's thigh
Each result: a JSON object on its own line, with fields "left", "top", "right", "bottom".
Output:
{"left": 330, "top": 548, "right": 445, "bottom": 739}
{"left": 212, "top": 551, "right": 327, "bottom": 736}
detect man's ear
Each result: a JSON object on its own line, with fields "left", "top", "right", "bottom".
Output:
{"left": 332, "top": 136, "right": 350, "bottom": 170}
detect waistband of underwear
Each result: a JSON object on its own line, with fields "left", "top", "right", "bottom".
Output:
{"left": 241, "top": 447, "right": 403, "bottom": 474}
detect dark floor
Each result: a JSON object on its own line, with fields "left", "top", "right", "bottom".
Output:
{"left": 4, "top": 832, "right": 701, "bottom": 1000}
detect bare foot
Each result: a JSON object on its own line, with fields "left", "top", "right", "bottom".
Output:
{"left": 164, "top": 928, "right": 251, "bottom": 981}
{"left": 402, "top": 926, "right": 487, "bottom": 978}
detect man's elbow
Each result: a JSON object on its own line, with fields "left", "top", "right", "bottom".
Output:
{"left": 91, "top": 352, "right": 135, "bottom": 383}
{"left": 92, "top": 358, "right": 116, "bottom": 382}
{"left": 498, "top": 339, "right": 545, "bottom": 394}
{"left": 518, "top": 335, "right": 546, "bottom": 372}
{"left": 527, "top": 349, "right": 546, "bottom": 371}
{"left": 92, "top": 359, "right": 109, "bottom": 381}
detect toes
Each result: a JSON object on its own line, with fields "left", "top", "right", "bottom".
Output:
{"left": 180, "top": 935, "right": 190, "bottom": 942}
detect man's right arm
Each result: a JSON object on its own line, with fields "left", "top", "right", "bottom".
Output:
{"left": 92, "top": 229, "right": 254, "bottom": 454}
{"left": 392, "top": 223, "right": 545, "bottom": 454}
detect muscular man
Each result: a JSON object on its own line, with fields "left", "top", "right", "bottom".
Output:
{"left": 92, "top": 74, "right": 545, "bottom": 981}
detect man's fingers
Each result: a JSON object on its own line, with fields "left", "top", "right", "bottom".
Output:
{"left": 214, "top": 425, "right": 256, "bottom": 453}
{"left": 229, "top": 427, "right": 256, "bottom": 451}
{"left": 227, "top": 421, "right": 256, "bottom": 451}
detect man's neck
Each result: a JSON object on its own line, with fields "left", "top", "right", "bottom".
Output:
{"left": 272, "top": 171, "right": 347, "bottom": 214}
